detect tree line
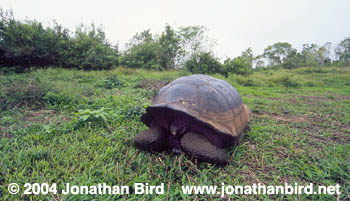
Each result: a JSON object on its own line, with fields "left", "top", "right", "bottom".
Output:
{"left": 0, "top": 9, "right": 119, "bottom": 70}
{"left": 1, "top": 8, "right": 349, "bottom": 75}
{"left": 257, "top": 41, "right": 350, "bottom": 69}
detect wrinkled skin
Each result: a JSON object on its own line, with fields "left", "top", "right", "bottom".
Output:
{"left": 134, "top": 120, "right": 229, "bottom": 165}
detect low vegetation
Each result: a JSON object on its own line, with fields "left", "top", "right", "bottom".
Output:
{"left": 1, "top": 66, "right": 349, "bottom": 200}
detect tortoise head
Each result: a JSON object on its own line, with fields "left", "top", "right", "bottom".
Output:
{"left": 169, "top": 119, "right": 190, "bottom": 139}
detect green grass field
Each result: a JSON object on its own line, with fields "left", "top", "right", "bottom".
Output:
{"left": 0, "top": 66, "right": 349, "bottom": 200}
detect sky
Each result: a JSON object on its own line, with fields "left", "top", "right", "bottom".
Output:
{"left": 1, "top": 0, "right": 350, "bottom": 59}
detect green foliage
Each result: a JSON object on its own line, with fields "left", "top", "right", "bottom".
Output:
{"left": 0, "top": 76, "right": 49, "bottom": 109}
{"left": 224, "top": 48, "right": 254, "bottom": 76}
{"left": 185, "top": 48, "right": 254, "bottom": 77}
{"left": 43, "top": 91, "right": 78, "bottom": 107}
{"left": 0, "top": 9, "right": 119, "bottom": 70}
{"left": 122, "top": 105, "right": 146, "bottom": 121}
{"left": 100, "top": 75, "right": 123, "bottom": 89}
{"left": 0, "top": 10, "right": 68, "bottom": 67}
{"left": 158, "top": 25, "right": 182, "bottom": 69}
{"left": 66, "top": 24, "right": 119, "bottom": 70}
{"left": 258, "top": 41, "right": 338, "bottom": 69}
{"left": 234, "top": 76, "right": 262, "bottom": 87}
{"left": 120, "top": 34, "right": 161, "bottom": 70}
{"left": 21, "top": 146, "right": 52, "bottom": 162}
{"left": 121, "top": 25, "right": 215, "bottom": 71}
{"left": 274, "top": 76, "right": 301, "bottom": 88}
{"left": 263, "top": 42, "right": 295, "bottom": 66}
{"left": 74, "top": 107, "right": 110, "bottom": 128}
{"left": 1, "top": 7, "right": 350, "bottom": 74}
{"left": 120, "top": 25, "right": 184, "bottom": 70}
{"left": 178, "top": 26, "right": 207, "bottom": 53}
{"left": 185, "top": 52, "right": 223, "bottom": 75}
{"left": 260, "top": 42, "right": 335, "bottom": 69}
{"left": 336, "top": 37, "right": 350, "bottom": 65}
{"left": 282, "top": 49, "right": 303, "bottom": 69}
{"left": 177, "top": 26, "right": 215, "bottom": 66}
{"left": 300, "top": 43, "right": 321, "bottom": 67}
{"left": 1, "top": 67, "right": 350, "bottom": 200}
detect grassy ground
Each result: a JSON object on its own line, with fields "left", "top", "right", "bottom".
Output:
{"left": 0, "top": 66, "right": 349, "bottom": 200}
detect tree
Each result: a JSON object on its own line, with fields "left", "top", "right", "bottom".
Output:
{"left": 223, "top": 48, "right": 254, "bottom": 76}
{"left": 158, "top": 24, "right": 182, "bottom": 69}
{"left": 120, "top": 30, "right": 161, "bottom": 70}
{"left": 321, "top": 42, "right": 332, "bottom": 65}
{"left": 301, "top": 43, "right": 330, "bottom": 66}
{"left": 263, "top": 42, "right": 295, "bottom": 66}
{"left": 125, "top": 29, "right": 153, "bottom": 49}
{"left": 67, "top": 24, "right": 119, "bottom": 70}
{"left": 185, "top": 52, "right": 223, "bottom": 75}
{"left": 316, "top": 45, "right": 328, "bottom": 66}
{"left": 121, "top": 25, "right": 216, "bottom": 70}
{"left": 336, "top": 37, "right": 350, "bottom": 64}
{"left": 177, "top": 25, "right": 216, "bottom": 66}
{"left": 282, "top": 49, "right": 303, "bottom": 69}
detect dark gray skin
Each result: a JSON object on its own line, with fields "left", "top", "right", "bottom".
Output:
{"left": 134, "top": 118, "right": 229, "bottom": 165}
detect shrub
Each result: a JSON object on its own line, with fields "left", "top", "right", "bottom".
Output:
{"left": 0, "top": 9, "right": 119, "bottom": 70}
{"left": 223, "top": 56, "right": 253, "bottom": 76}
{"left": 185, "top": 52, "right": 223, "bottom": 75}
{"left": 0, "top": 10, "right": 72, "bottom": 68}
{"left": 100, "top": 75, "right": 123, "bottom": 89}
{"left": 274, "top": 76, "right": 300, "bottom": 88}
{"left": 66, "top": 25, "right": 119, "bottom": 70}
{"left": 120, "top": 41, "right": 161, "bottom": 70}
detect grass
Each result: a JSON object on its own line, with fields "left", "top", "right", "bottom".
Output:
{"left": 0, "top": 66, "right": 349, "bottom": 200}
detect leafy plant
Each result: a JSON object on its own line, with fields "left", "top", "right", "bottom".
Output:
{"left": 118, "top": 105, "right": 146, "bottom": 121}
{"left": 102, "top": 75, "right": 123, "bottom": 89}
{"left": 73, "top": 107, "right": 110, "bottom": 128}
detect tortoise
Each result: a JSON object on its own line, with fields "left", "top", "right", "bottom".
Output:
{"left": 134, "top": 74, "right": 250, "bottom": 165}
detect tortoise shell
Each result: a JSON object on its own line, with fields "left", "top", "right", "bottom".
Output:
{"left": 141, "top": 74, "right": 250, "bottom": 147}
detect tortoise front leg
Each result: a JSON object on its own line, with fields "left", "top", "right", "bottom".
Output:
{"left": 181, "top": 132, "right": 228, "bottom": 165}
{"left": 134, "top": 126, "right": 167, "bottom": 152}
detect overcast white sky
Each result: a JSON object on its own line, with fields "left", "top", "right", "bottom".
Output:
{"left": 1, "top": 0, "right": 350, "bottom": 58}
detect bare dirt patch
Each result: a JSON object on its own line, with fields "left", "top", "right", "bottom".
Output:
{"left": 22, "top": 109, "right": 72, "bottom": 126}
{"left": 305, "top": 130, "right": 350, "bottom": 146}
{"left": 23, "top": 109, "right": 56, "bottom": 123}
{"left": 253, "top": 110, "right": 350, "bottom": 145}
{"left": 299, "top": 91, "right": 350, "bottom": 104}
{"left": 253, "top": 110, "right": 309, "bottom": 123}
{"left": 326, "top": 90, "right": 350, "bottom": 100}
